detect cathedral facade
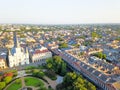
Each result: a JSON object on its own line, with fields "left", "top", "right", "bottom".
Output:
{"left": 8, "top": 38, "right": 29, "bottom": 67}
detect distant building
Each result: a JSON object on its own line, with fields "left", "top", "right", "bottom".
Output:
{"left": 79, "top": 45, "right": 87, "bottom": 52}
{"left": 5, "top": 40, "right": 14, "bottom": 48}
{"left": 47, "top": 42, "right": 59, "bottom": 49}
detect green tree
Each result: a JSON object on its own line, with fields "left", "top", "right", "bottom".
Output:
{"left": 32, "top": 69, "right": 39, "bottom": 76}
{"left": 98, "top": 52, "right": 102, "bottom": 59}
{"left": 46, "top": 58, "right": 53, "bottom": 64}
{"left": 73, "top": 77, "right": 86, "bottom": 90}
{"left": 103, "top": 54, "right": 106, "bottom": 59}
{"left": 37, "top": 71, "right": 45, "bottom": 78}
{"left": 63, "top": 72, "right": 77, "bottom": 84}
{"left": 57, "top": 72, "right": 96, "bottom": 90}
{"left": 4, "top": 76, "right": 12, "bottom": 84}
{"left": 94, "top": 52, "right": 106, "bottom": 59}
{"left": 60, "top": 62, "right": 67, "bottom": 76}
{"left": 47, "top": 63, "right": 52, "bottom": 69}
{"left": 59, "top": 43, "right": 68, "bottom": 48}
{"left": 91, "top": 32, "right": 99, "bottom": 39}
{"left": 87, "top": 82, "right": 96, "bottom": 90}
{"left": 53, "top": 56, "right": 62, "bottom": 63}
{"left": 46, "top": 56, "right": 67, "bottom": 76}
{"left": 0, "top": 82, "right": 6, "bottom": 90}
{"left": 45, "top": 70, "right": 57, "bottom": 80}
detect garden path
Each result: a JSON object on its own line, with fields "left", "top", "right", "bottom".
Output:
{"left": 44, "top": 76, "right": 57, "bottom": 90}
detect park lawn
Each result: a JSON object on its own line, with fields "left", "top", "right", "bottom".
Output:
{"left": 25, "top": 77, "right": 44, "bottom": 87}
{"left": 6, "top": 79, "right": 22, "bottom": 90}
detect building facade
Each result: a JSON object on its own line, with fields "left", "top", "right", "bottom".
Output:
{"left": 8, "top": 38, "right": 29, "bottom": 67}
{"left": 0, "top": 57, "right": 7, "bottom": 69}
{"left": 0, "top": 48, "right": 8, "bottom": 69}
{"left": 51, "top": 48, "right": 120, "bottom": 90}
{"left": 29, "top": 45, "right": 52, "bottom": 64}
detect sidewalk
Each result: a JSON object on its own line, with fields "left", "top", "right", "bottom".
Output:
{"left": 44, "top": 76, "right": 57, "bottom": 90}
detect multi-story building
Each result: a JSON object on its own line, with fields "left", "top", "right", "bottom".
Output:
{"left": 51, "top": 48, "right": 120, "bottom": 90}
{"left": 0, "top": 48, "right": 8, "bottom": 69}
{"left": 29, "top": 44, "right": 52, "bottom": 64}
{"left": 8, "top": 35, "right": 29, "bottom": 67}
{"left": 0, "top": 57, "right": 7, "bottom": 69}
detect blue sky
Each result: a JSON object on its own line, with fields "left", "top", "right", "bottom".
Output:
{"left": 0, "top": 0, "right": 120, "bottom": 24}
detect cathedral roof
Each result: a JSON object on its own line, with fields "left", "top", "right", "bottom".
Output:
{"left": 11, "top": 47, "right": 16, "bottom": 55}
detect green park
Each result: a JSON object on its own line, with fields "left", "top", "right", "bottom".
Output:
{"left": 0, "top": 56, "right": 96, "bottom": 90}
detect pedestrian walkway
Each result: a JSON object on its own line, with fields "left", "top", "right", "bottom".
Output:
{"left": 44, "top": 76, "right": 57, "bottom": 90}
{"left": 20, "top": 77, "right": 36, "bottom": 90}
{"left": 21, "top": 77, "right": 25, "bottom": 88}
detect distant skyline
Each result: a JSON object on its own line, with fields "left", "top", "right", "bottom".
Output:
{"left": 0, "top": 0, "right": 120, "bottom": 24}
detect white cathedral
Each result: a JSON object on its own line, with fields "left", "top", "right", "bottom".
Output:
{"left": 9, "top": 38, "right": 29, "bottom": 67}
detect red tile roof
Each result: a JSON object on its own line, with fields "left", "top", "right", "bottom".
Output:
{"left": 34, "top": 49, "right": 50, "bottom": 54}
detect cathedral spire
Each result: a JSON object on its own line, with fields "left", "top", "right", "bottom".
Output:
{"left": 26, "top": 47, "right": 29, "bottom": 54}
{"left": 17, "top": 38, "right": 20, "bottom": 48}
{"left": 9, "top": 49, "right": 11, "bottom": 56}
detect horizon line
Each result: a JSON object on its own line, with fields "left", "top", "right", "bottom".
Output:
{"left": 0, "top": 22, "right": 120, "bottom": 25}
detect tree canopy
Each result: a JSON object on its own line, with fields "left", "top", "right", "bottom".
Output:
{"left": 0, "top": 82, "right": 6, "bottom": 90}
{"left": 91, "top": 32, "right": 102, "bottom": 40}
{"left": 46, "top": 56, "right": 67, "bottom": 76}
{"left": 4, "top": 76, "right": 12, "bottom": 84}
{"left": 59, "top": 43, "right": 68, "bottom": 49}
{"left": 57, "top": 72, "right": 96, "bottom": 90}
{"left": 93, "top": 52, "right": 106, "bottom": 59}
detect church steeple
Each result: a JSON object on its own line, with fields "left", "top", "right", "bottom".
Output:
{"left": 9, "top": 49, "right": 11, "bottom": 56}
{"left": 26, "top": 47, "right": 29, "bottom": 54}
{"left": 17, "top": 38, "right": 20, "bottom": 48}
